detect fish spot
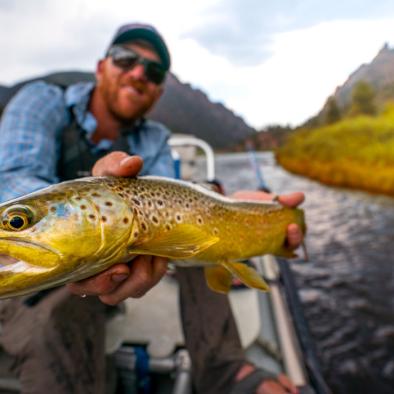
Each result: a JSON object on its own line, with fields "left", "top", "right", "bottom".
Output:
{"left": 118, "top": 193, "right": 124, "bottom": 198}
{"left": 105, "top": 201, "right": 113, "bottom": 207}
{"left": 123, "top": 217, "right": 129, "bottom": 224}
{"left": 88, "top": 214, "right": 96, "bottom": 220}
{"left": 157, "top": 200, "right": 164, "bottom": 207}
{"left": 151, "top": 215, "right": 159, "bottom": 225}
{"left": 213, "top": 228, "right": 219, "bottom": 235}
{"left": 80, "top": 205, "right": 87, "bottom": 210}
{"left": 165, "top": 224, "right": 171, "bottom": 231}
{"left": 141, "top": 222, "right": 148, "bottom": 232}
{"left": 197, "top": 216, "right": 203, "bottom": 225}
{"left": 175, "top": 214, "right": 182, "bottom": 223}
{"left": 101, "top": 216, "right": 107, "bottom": 222}
{"left": 133, "top": 231, "right": 139, "bottom": 238}
{"left": 75, "top": 196, "right": 82, "bottom": 201}
{"left": 50, "top": 207, "right": 56, "bottom": 213}
{"left": 92, "top": 193, "right": 101, "bottom": 197}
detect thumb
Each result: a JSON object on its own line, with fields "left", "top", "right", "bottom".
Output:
{"left": 92, "top": 152, "right": 143, "bottom": 177}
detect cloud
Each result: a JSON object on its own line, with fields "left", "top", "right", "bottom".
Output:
{"left": 186, "top": 0, "right": 394, "bottom": 66}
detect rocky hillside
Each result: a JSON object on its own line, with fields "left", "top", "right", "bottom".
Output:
{"left": 0, "top": 71, "right": 255, "bottom": 149}
{"left": 308, "top": 43, "right": 394, "bottom": 125}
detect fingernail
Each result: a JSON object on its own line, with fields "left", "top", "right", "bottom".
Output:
{"left": 120, "top": 156, "right": 134, "bottom": 166}
{"left": 112, "top": 274, "right": 129, "bottom": 283}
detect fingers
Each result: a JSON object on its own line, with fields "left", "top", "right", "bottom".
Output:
{"left": 286, "top": 223, "right": 303, "bottom": 249}
{"left": 236, "top": 365, "right": 299, "bottom": 394}
{"left": 232, "top": 190, "right": 273, "bottom": 201}
{"left": 67, "top": 256, "right": 168, "bottom": 305}
{"left": 258, "top": 376, "right": 299, "bottom": 394}
{"left": 67, "top": 262, "right": 131, "bottom": 296}
{"left": 231, "top": 190, "right": 305, "bottom": 208}
{"left": 277, "top": 192, "right": 305, "bottom": 208}
{"left": 278, "top": 373, "right": 299, "bottom": 394}
{"left": 92, "top": 151, "right": 143, "bottom": 177}
{"left": 259, "top": 380, "right": 294, "bottom": 394}
{"left": 99, "top": 255, "right": 168, "bottom": 305}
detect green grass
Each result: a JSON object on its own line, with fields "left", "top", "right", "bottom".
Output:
{"left": 276, "top": 103, "right": 394, "bottom": 196}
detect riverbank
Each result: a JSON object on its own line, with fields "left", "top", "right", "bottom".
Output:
{"left": 276, "top": 105, "right": 394, "bottom": 197}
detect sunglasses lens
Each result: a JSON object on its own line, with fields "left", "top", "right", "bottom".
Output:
{"left": 145, "top": 62, "right": 166, "bottom": 84}
{"left": 111, "top": 48, "right": 139, "bottom": 70}
{"left": 108, "top": 46, "right": 166, "bottom": 85}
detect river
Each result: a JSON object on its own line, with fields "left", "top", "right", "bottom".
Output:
{"left": 198, "top": 152, "right": 394, "bottom": 394}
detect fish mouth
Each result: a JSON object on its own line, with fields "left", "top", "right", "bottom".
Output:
{"left": 0, "top": 254, "right": 19, "bottom": 265}
{"left": 0, "top": 238, "right": 62, "bottom": 266}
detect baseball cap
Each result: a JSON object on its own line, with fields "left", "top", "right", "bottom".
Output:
{"left": 108, "top": 23, "right": 171, "bottom": 70}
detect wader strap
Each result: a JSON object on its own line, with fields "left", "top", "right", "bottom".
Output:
{"left": 57, "top": 115, "right": 135, "bottom": 181}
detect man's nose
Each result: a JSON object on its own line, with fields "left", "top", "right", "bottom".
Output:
{"left": 124, "top": 63, "right": 147, "bottom": 81}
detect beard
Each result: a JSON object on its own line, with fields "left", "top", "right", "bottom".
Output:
{"left": 98, "top": 73, "right": 157, "bottom": 125}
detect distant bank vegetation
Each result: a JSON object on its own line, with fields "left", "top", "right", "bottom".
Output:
{"left": 276, "top": 81, "right": 394, "bottom": 196}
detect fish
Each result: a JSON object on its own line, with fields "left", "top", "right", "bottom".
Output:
{"left": 0, "top": 176, "right": 305, "bottom": 298}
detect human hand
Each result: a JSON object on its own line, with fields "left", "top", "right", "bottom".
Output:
{"left": 91, "top": 150, "right": 143, "bottom": 177}
{"left": 67, "top": 255, "right": 168, "bottom": 305}
{"left": 66, "top": 152, "right": 169, "bottom": 304}
{"left": 235, "top": 364, "right": 298, "bottom": 394}
{"left": 231, "top": 190, "right": 305, "bottom": 249}
{"left": 258, "top": 374, "right": 298, "bottom": 394}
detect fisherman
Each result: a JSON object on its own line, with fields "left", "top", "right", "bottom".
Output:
{"left": 0, "top": 23, "right": 302, "bottom": 394}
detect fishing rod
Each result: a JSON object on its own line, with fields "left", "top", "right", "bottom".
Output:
{"left": 245, "top": 141, "right": 271, "bottom": 193}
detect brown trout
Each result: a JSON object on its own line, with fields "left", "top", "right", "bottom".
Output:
{"left": 0, "top": 176, "right": 305, "bottom": 298}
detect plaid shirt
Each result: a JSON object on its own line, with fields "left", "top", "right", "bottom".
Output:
{"left": 0, "top": 81, "right": 174, "bottom": 202}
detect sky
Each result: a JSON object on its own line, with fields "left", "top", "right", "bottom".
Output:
{"left": 1, "top": 0, "right": 394, "bottom": 129}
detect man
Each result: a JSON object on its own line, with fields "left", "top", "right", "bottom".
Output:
{"left": 0, "top": 23, "right": 301, "bottom": 394}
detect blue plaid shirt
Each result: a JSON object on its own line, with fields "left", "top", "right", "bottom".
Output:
{"left": 0, "top": 81, "right": 175, "bottom": 202}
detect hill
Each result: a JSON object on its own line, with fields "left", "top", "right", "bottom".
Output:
{"left": 307, "top": 43, "right": 394, "bottom": 126}
{"left": 0, "top": 71, "right": 254, "bottom": 149}
{"left": 277, "top": 43, "right": 394, "bottom": 196}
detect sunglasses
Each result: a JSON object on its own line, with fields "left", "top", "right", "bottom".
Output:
{"left": 107, "top": 45, "right": 167, "bottom": 85}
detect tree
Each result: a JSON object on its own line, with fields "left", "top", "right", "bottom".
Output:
{"left": 349, "top": 80, "right": 377, "bottom": 116}
{"left": 325, "top": 96, "right": 341, "bottom": 124}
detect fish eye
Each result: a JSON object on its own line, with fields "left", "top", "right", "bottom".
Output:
{"left": 1, "top": 205, "right": 34, "bottom": 231}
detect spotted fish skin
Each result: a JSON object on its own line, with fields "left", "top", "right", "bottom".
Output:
{"left": 0, "top": 176, "right": 305, "bottom": 298}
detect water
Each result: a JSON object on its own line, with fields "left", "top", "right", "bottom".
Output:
{"left": 198, "top": 152, "right": 394, "bottom": 394}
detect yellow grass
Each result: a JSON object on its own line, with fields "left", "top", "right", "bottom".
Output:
{"left": 276, "top": 103, "right": 394, "bottom": 196}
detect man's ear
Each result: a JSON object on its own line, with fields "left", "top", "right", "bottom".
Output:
{"left": 95, "top": 59, "right": 106, "bottom": 84}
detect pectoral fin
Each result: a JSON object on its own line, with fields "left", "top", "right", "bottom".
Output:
{"left": 132, "top": 224, "right": 219, "bottom": 259}
{"left": 204, "top": 265, "right": 233, "bottom": 294}
{"left": 221, "top": 261, "right": 269, "bottom": 292}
